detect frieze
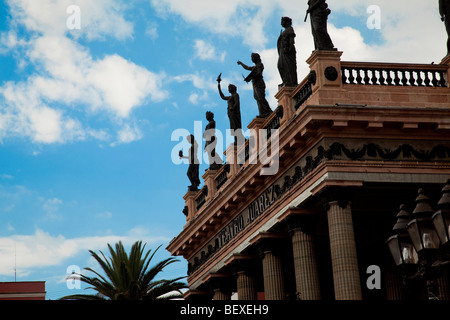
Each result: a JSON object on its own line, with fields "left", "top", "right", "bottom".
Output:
{"left": 187, "top": 139, "right": 450, "bottom": 275}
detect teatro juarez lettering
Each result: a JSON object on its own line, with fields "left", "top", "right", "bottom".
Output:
{"left": 187, "top": 184, "right": 281, "bottom": 275}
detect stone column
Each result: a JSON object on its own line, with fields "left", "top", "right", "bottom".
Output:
{"left": 226, "top": 254, "right": 259, "bottom": 300}
{"left": 236, "top": 271, "right": 258, "bottom": 300}
{"left": 212, "top": 288, "right": 231, "bottom": 300}
{"left": 327, "top": 200, "right": 362, "bottom": 300}
{"left": 261, "top": 250, "right": 285, "bottom": 300}
{"left": 288, "top": 222, "right": 321, "bottom": 300}
{"left": 385, "top": 268, "right": 405, "bottom": 300}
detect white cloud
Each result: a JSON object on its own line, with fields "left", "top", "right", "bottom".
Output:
{"left": 194, "top": 39, "right": 226, "bottom": 62}
{"left": 41, "top": 197, "right": 63, "bottom": 219}
{"left": 7, "top": 0, "right": 134, "bottom": 41}
{"left": 0, "top": 228, "right": 171, "bottom": 276}
{"left": 0, "top": 1, "right": 169, "bottom": 145}
{"left": 112, "top": 123, "right": 143, "bottom": 146}
{"left": 145, "top": 21, "right": 159, "bottom": 40}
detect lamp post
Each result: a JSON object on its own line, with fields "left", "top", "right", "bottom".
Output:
{"left": 432, "top": 181, "right": 450, "bottom": 248}
{"left": 387, "top": 180, "right": 450, "bottom": 300}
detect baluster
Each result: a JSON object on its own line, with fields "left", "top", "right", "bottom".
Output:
{"left": 348, "top": 68, "right": 355, "bottom": 84}
{"left": 370, "top": 68, "right": 378, "bottom": 85}
{"left": 379, "top": 69, "right": 386, "bottom": 85}
{"left": 408, "top": 70, "right": 417, "bottom": 86}
{"left": 356, "top": 69, "right": 363, "bottom": 84}
{"left": 342, "top": 68, "right": 348, "bottom": 84}
{"left": 431, "top": 71, "right": 439, "bottom": 87}
{"left": 386, "top": 69, "right": 393, "bottom": 85}
{"left": 393, "top": 70, "right": 401, "bottom": 86}
{"left": 416, "top": 70, "right": 424, "bottom": 86}
{"left": 401, "top": 70, "right": 409, "bottom": 86}
{"left": 424, "top": 71, "right": 431, "bottom": 86}
{"left": 439, "top": 71, "right": 447, "bottom": 87}
{"left": 363, "top": 68, "right": 370, "bottom": 84}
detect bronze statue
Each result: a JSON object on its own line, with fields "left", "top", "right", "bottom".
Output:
{"left": 440, "top": 0, "right": 450, "bottom": 56}
{"left": 237, "top": 53, "right": 273, "bottom": 118}
{"left": 203, "top": 111, "right": 222, "bottom": 170}
{"left": 277, "top": 17, "right": 298, "bottom": 87}
{"left": 217, "top": 74, "right": 244, "bottom": 144}
{"left": 306, "top": 0, "right": 335, "bottom": 51}
{"left": 179, "top": 134, "right": 200, "bottom": 191}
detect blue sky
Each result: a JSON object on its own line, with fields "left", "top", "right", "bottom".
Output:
{"left": 0, "top": 0, "right": 447, "bottom": 299}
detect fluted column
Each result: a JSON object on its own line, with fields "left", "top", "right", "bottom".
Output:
{"left": 261, "top": 250, "right": 285, "bottom": 300}
{"left": 385, "top": 268, "right": 405, "bottom": 300}
{"left": 327, "top": 200, "right": 362, "bottom": 300}
{"left": 212, "top": 288, "right": 231, "bottom": 300}
{"left": 291, "top": 228, "right": 321, "bottom": 300}
{"left": 236, "top": 271, "right": 258, "bottom": 300}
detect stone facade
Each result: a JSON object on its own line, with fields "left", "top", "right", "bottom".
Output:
{"left": 167, "top": 51, "right": 450, "bottom": 300}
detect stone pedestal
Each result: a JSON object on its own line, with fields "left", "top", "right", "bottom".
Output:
{"left": 307, "top": 50, "right": 343, "bottom": 89}
{"left": 274, "top": 86, "right": 296, "bottom": 127}
{"left": 441, "top": 54, "right": 450, "bottom": 84}
{"left": 183, "top": 190, "right": 198, "bottom": 223}
{"left": 305, "top": 50, "right": 351, "bottom": 106}
{"left": 225, "top": 144, "right": 239, "bottom": 178}
{"left": 202, "top": 169, "right": 218, "bottom": 202}
{"left": 327, "top": 201, "right": 362, "bottom": 300}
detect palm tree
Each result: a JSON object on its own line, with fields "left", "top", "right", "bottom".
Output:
{"left": 60, "top": 240, "right": 187, "bottom": 300}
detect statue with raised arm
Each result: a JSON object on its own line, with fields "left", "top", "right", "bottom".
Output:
{"left": 306, "top": 0, "right": 335, "bottom": 51}
{"left": 203, "top": 111, "right": 222, "bottom": 170}
{"left": 217, "top": 74, "right": 244, "bottom": 144}
{"left": 237, "top": 53, "right": 273, "bottom": 118}
{"left": 440, "top": 0, "right": 450, "bottom": 56}
{"left": 179, "top": 134, "right": 200, "bottom": 191}
{"left": 277, "top": 17, "right": 298, "bottom": 87}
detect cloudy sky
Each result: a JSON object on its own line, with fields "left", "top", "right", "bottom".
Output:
{"left": 0, "top": 0, "right": 447, "bottom": 299}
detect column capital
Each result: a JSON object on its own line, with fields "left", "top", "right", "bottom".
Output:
{"left": 316, "top": 186, "right": 354, "bottom": 211}
{"left": 225, "top": 254, "right": 259, "bottom": 278}
{"left": 202, "top": 272, "right": 234, "bottom": 297}
{"left": 278, "top": 207, "right": 320, "bottom": 235}
{"left": 250, "top": 232, "right": 288, "bottom": 259}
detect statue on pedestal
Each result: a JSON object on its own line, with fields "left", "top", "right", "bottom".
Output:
{"left": 217, "top": 73, "right": 245, "bottom": 144}
{"left": 237, "top": 53, "right": 273, "bottom": 118}
{"left": 179, "top": 134, "right": 200, "bottom": 191}
{"left": 277, "top": 17, "right": 298, "bottom": 87}
{"left": 203, "top": 111, "right": 222, "bottom": 170}
{"left": 305, "top": 0, "right": 335, "bottom": 51}
{"left": 440, "top": 0, "right": 450, "bottom": 56}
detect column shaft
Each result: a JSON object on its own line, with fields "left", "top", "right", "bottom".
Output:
{"left": 327, "top": 201, "right": 362, "bottom": 300}
{"left": 262, "top": 251, "right": 285, "bottom": 300}
{"left": 291, "top": 229, "right": 321, "bottom": 300}
{"left": 212, "top": 288, "right": 231, "bottom": 300}
{"left": 236, "top": 271, "right": 258, "bottom": 300}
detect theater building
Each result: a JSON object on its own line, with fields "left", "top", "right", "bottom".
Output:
{"left": 167, "top": 50, "right": 450, "bottom": 300}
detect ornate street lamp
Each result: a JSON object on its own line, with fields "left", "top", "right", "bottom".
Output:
{"left": 386, "top": 204, "right": 419, "bottom": 267}
{"left": 432, "top": 180, "right": 450, "bottom": 247}
{"left": 406, "top": 189, "right": 441, "bottom": 257}
{"left": 387, "top": 184, "right": 450, "bottom": 300}
{"left": 405, "top": 188, "right": 443, "bottom": 300}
